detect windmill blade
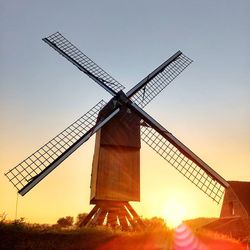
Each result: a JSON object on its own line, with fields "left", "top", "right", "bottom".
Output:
{"left": 129, "top": 102, "right": 229, "bottom": 203}
{"left": 141, "top": 125, "right": 226, "bottom": 203}
{"left": 127, "top": 51, "right": 193, "bottom": 108}
{"left": 43, "top": 32, "right": 125, "bottom": 96}
{"left": 5, "top": 100, "right": 120, "bottom": 196}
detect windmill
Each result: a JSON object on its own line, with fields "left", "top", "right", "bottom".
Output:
{"left": 5, "top": 32, "right": 229, "bottom": 230}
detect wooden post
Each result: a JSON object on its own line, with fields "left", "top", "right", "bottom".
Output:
{"left": 80, "top": 201, "right": 144, "bottom": 231}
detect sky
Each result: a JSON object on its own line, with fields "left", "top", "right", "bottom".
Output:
{"left": 0, "top": 0, "right": 250, "bottom": 226}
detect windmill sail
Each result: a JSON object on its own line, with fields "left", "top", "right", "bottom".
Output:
{"left": 5, "top": 100, "right": 120, "bottom": 196}
{"left": 5, "top": 30, "right": 228, "bottom": 212}
{"left": 141, "top": 125, "right": 225, "bottom": 203}
{"left": 43, "top": 32, "right": 125, "bottom": 96}
{"left": 129, "top": 102, "right": 229, "bottom": 203}
{"left": 127, "top": 51, "right": 193, "bottom": 108}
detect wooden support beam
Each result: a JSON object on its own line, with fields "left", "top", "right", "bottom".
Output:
{"left": 97, "top": 208, "right": 107, "bottom": 225}
{"left": 118, "top": 207, "right": 129, "bottom": 230}
{"left": 79, "top": 205, "right": 99, "bottom": 227}
{"left": 80, "top": 201, "right": 144, "bottom": 231}
{"left": 125, "top": 202, "right": 145, "bottom": 228}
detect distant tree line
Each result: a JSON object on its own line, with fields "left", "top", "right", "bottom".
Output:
{"left": 56, "top": 213, "right": 87, "bottom": 228}
{"left": 56, "top": 213, "right": 168, "bottom": 232}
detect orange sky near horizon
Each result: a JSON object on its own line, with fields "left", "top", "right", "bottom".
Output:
{"left": 1, "top": 1, "right": 249, "bottom": 226}
{"left": 1, "top": 116, "right": 249, "bottom": 226}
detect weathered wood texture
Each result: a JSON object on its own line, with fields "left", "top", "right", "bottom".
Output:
{"left": 90, "top": 103, "right": 141, "bottom": 203}
{"left": 97, "top": 102, "right": 141, "bottom": 148}
{"left": 220, "top": 181, "right": 250, "bottom": 218}
{"left": 91, "top": 142, "right": 140, "bottom": 202}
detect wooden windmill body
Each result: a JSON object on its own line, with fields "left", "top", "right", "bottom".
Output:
{"left": 5, "top": 32, "right": 229, "bottom": 230}
{"left": 87, "top": 99, "right": 142, "bottom": 228}
{"left": 91, "top": 101, "right": 141, "bottom": 203}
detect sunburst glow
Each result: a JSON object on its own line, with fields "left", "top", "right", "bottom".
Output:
{"left": 163, "top": 199, "right": 187, "bottom": 228}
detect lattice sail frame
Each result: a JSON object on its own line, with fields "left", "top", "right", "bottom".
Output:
{"left": 5, "top": 31, "right": 227, "bottom": 203}
{"left": 5, "top": 100, "right": 107, "bottom": 192}
{"left": 43, "top": 32, "right": 125, "bottom": 94}
{"left": 130, "top": 54, "right": 193, "bottom": 108}
{"left": 140, "top": 124, "right": 224, "bottom": 203}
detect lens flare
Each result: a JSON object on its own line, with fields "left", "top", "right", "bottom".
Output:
{"left": 173, "top": 224, "right": 207, "bottom": 250}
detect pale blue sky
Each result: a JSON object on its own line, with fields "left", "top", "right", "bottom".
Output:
{"left": 0, "top": 0, "right": 249, "bottom": 223}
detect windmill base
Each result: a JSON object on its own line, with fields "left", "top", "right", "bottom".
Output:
{"left": 80, "top": 201, "right": 144, "bottom": 231}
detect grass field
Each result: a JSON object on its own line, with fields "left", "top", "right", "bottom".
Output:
{"left": 0, "top": 218, "right": 247, "bottom": 250}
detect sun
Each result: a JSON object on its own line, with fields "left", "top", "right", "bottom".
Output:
{"left": 163, "top": 199, "right": 187, "bottom": 229}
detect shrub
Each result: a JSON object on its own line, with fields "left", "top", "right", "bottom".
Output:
{"left": 57, "top": 216, "right": 74, "bottom": 227}
{"left": 143, "top": 217, "right": 169, "bottom": 232}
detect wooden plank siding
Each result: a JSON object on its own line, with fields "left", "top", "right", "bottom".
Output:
{"left": 90, "top": 104, "right": 141, "bottom": 203}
